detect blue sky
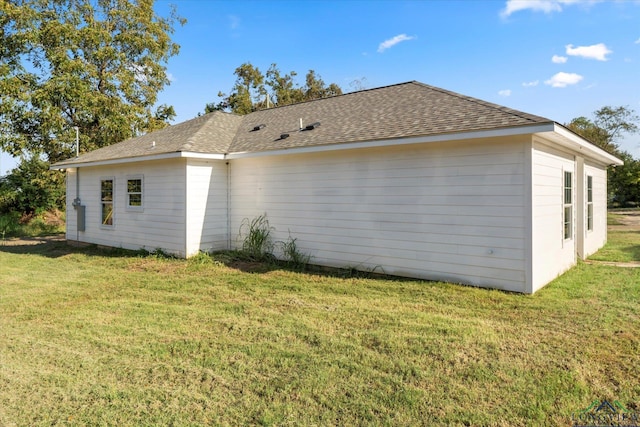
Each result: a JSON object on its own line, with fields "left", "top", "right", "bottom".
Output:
{"left": 1, "top": 0, "right": 639, "bottom": 175}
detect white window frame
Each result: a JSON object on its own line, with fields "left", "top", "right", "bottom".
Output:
{"left": 100, "top": 177, "right": 115, "bottom": 228}
{"left": 563, "top": 170, "right": 573, "bottom": 241}
{"left": 126, "top": 175, "right": 144, "bottom": 212}
{"left": 586, "top": 175, "right": 593, "bottom": 232}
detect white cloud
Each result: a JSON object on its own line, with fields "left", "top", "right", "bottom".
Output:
{"left": 565, "top": 43, "right": 612, "bottom": 61}
{"left": 228, "top": 15, "right": 240, "bottom": 30}
{"left": 522, "top": 80, "right": 539, "bottom": 87}
{"left": 552, "top": 55, "right": 568, "bottom": 64}
{"left": 377, "top": 34, "right": 416, "bottom": 53}
{"left": 544, "top": 72, "right": 583, "bottom": 88}
{"left": 498, "top": 89, "right": 512, "bottom": 97}
{"left": 167, "top": 72, "right": 176, "bottom": 83}
{"left": 635, "top": 38, "right": 640, "bottom": 44}
{"left": 500, "top": 0, "right": 583, "bottom": 18}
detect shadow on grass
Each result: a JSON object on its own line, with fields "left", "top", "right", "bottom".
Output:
{"left": 0, "top": 235, "right": 161, "bottom": 260}
{"left": 208, "top": 250, "right": 413, "bottom": 281}
{"left": 622, "top": 244, "right": 640, "bottom": 262}
{"left": 0, "top": 236, "right": 408, "bottom": 282}
{"left": 611, "top": 230, "right": 640, "bottom": 262}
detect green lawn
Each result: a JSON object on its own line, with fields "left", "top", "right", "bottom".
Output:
{"left": 587, "top": 213, "right": 640, "bottom": 263}
{"left": 1, "top": 224, "right": 639, "bottom": 426}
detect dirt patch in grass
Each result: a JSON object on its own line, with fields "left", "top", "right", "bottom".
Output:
{"left": 609, "top": 210, "right": 640, "bottom": 231}
{"left": 1, "top": 234, "right": 66, "bottom": 247}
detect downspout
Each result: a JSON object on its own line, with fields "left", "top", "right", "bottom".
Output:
{"left": 226, "top": 160, "right": 231, "bottom": 250}
{"left": 70, "top": 127, "right": 84, "bottom": 241}
{"left": 75, "top": 168, "right": 80, "bottom": 241}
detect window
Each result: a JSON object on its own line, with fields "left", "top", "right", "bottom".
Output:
{"left": 587, "top": 175, "right": 593, "bottom": 231}
{"left": 563, "top": 171, "right": 572, "bottom": 240}
{"left": 101, "top": 179, "right": 114, "bottom": 227}
{"left": 127, "top": 176, "right": 143, "bottom": 210}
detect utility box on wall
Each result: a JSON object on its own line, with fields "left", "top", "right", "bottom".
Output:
{"left": 77, "top": 205, "right": 86, "bottom": 232}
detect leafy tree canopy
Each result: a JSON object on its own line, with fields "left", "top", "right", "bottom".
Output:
{"left": 0, "top": 156, "right": 64, "bottom": 214}
{"left": 566, "top": 106, "right": 639, "bottom": 157}
{"left": 0, "top": 0, "right": 184, "bottom": 164}
{"left": 567, "top": 106, "right": 640, "bottom": 206}
{"left": 208, "top": 63, "right": 343, "bottom": 115}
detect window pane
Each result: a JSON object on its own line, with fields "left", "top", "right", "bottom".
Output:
{"left": 101, "top": 179, "right": 114, "bottom": 226}
{"left": 101, "top": 180, "right": 113, "bottom": 201}
{"left": 564, "top": 171, "right": 572, "bottom": 204}
{"left": 102, "top": 203, "right": 113, "bottom": 226}
{"left": 127, "top": 178, "right": 142, "bottom": 208}
{"left": 564, "top": 206, "right": 572, "bottom": 239}
{"left": 587, "top": 176, "right": 593, "bottom": 203}
{"left": 128, "top": 179, "right": 141, "bottom": 193}
{"left": 587, "top": 204, "right": 593, "bottom": 231}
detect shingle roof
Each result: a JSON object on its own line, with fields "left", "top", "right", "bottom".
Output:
{"left": 232, "top": 81, "right": 551, "bottom": 153}
{"left": 53, "top": 81, "right": 552, "bottom": 166}
{"left": 54, "top": 111, "right": 242, "bottom": 166}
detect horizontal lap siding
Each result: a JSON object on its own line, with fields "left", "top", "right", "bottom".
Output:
{"left": 531, "top": 140, "right": 575, "bottom": 291}
{"left": 74, "top": 159, "right": 186, "bottom": 255}
{"left": 584, "top": 162, "right": 607, "bottom": 257}
{"left": 230, "top": 138, "right": 527, "bottom": 292}
{"left": 186, "top": 160, "right": 228, "bottom": 255}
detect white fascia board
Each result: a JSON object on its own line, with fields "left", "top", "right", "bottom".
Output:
{"left": 542, "top": 124, "right": 623, "bottom": 166}
{"left": 180, "top": 151, "right": 226, "bottom": 160}
{"left": 50, "top": 151, "right": 226, "bottom": 170}
{"left": 226, "top": 123, "right": 556, "bottom": 159}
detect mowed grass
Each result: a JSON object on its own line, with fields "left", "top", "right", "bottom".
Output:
{"left": 588, "top": 212, "right": 640, "bottom": 263}
{"left": 1, "top": 224, "right": 639, "bottom": 426}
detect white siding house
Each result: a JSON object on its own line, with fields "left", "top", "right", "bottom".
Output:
{"left": 64, "top": 159, "right": 188, "bottom": 255}
{"left": 52, "top": 81, "right": 622, "bottom": 293}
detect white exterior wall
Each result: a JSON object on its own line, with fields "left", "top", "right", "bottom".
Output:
{"left": 531, "top": 139, "right": 576, "bottom": 292}
{"left": 65, "top": 168, "right": 79, "bottom": 241}
{"left": 66, "top": 159, "right": 187, "bottom": 256}
{"left": 185, "top": 159, "right": 229, "bottom": 256}
{"left": 583, "top": 161, "right": 608, "bottom": 258}
{"left": 230, "top": 137, "right": 529, "bottom": 292}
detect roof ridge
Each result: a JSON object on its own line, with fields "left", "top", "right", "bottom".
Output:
{"left": 410, "top": 81, "right": 551, "bottom": 123}
{"left": 244, "top": 81, "right": 419, "bottom": 115}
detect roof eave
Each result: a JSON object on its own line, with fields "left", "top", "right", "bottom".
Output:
{"left": 226, "top": 123, "right": 556, "bottom": 159}
{"left": 50, "top": 151, "right": 226, "bottom": 169}
{"left": 535, "top": 123, "right": 624, "bottom": 166}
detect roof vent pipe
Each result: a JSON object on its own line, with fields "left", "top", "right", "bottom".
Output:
{"left": 74, "top": 126, "right": 79, "bottom": 157}
{"left": 299, "top": 118, "right": 303, "bottom": 130}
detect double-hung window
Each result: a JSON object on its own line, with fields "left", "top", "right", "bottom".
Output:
{"left": 563, "top": 171, "right": 573, "bottom": 240}
{"left": 101, "top": 178, "right": 114, "bottom": 227}
{"left": 127, "top": 176, "right": 143, "bottom": 211}
{"left": 587, "top": 175, "right": 593, "bottom": 231}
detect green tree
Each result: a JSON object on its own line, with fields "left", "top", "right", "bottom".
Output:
{"left": 567, "top": 106, "right": 640, "bottom": 206}
{"left": 302, "top": 69, "right": 342, "bottom": 101}
{"left": 265, "top": 64, "right": 303, "bottom": 107}
{"left": 0, "top": 0, "right": 185, "bottom": 164}
{"left": 566, "top": 116, "right": 615, "bottom": 153}
{"left": 0, "top": 157, "right": 65, "bottom": 214}
{"left": 210, "top": 63, "right": 343, "bottom": 115}
{"left": 213, "top": 62, "right": 266, "bottom": 115}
